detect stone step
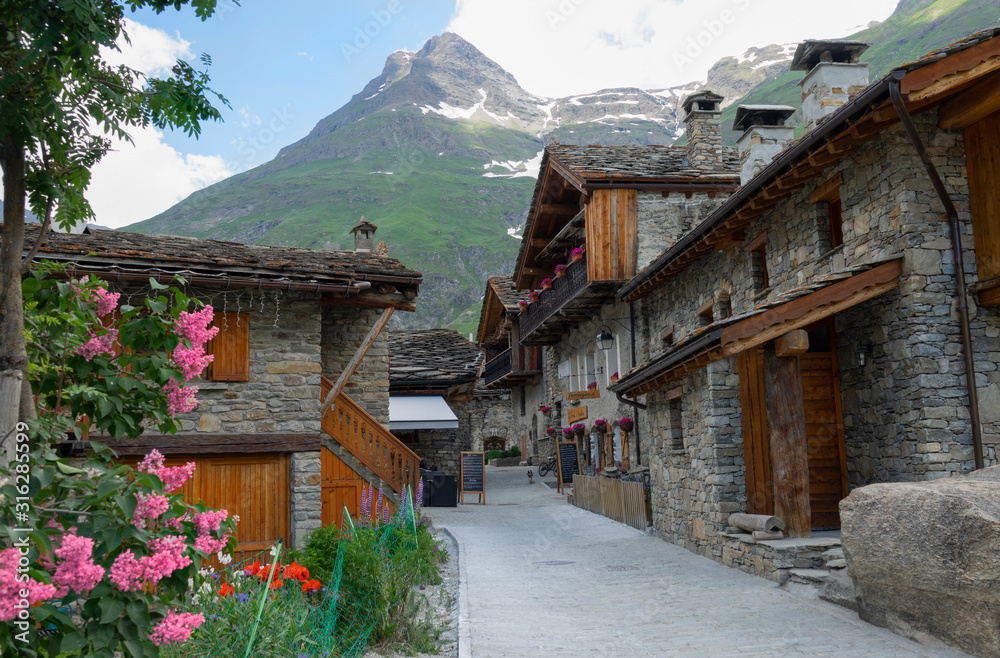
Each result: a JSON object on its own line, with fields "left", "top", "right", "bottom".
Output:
{"left": 789, "top": 568, "right": 831, "bottom": 584}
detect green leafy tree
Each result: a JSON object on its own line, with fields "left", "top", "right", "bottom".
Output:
{"left": 0, "top": 0, "right": 232, "bottom": 463}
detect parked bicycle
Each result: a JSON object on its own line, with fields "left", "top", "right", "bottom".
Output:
{"left": 537, "top": 456, "right": 556, "bottom": 477}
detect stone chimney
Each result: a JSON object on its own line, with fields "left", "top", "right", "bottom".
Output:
{"left": 734, "top": 105, "right": 796, "bottom": 185}
{"left": 682, "top": 91, "right": 725, "bottom": 170}
{"left": 349, "top": 216, "right": 377, "bottom": 252}
{"left": 791, "top": 40, "right": 870, "bottom": 133}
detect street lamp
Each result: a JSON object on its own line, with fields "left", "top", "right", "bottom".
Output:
{"left": 596, "top": 328, "right": 614, "bottom": 351}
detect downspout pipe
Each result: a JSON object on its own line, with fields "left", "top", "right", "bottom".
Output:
{"left": 628, "top": 301, "right": 643, "bottom": 466}
{"left": 889, "top": 71, "right": 984, "bottom": 470}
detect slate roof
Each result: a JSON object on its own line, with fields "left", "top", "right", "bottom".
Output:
{"left": 486, "top": 276, "right": 522, "bottom": 312}
{"left": 389, "top": 329, "right": 484, "bottom": 388}
{"left": 14, "top": 223, "right": 421, "bottom": 284}
{"left": 546, "top": 144, "right": 739, "bottom": 183}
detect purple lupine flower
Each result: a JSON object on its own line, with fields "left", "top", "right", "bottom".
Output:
{"left": 376, "top": 487, "right": 384, "bottom": 522}
{"left": 416, "top": 479, "right": 424, "bottom": 508}
{"left": 360, "top": 486, "right": 368, "bottom": 518}
{"left": 383, "top": 502, "right": 391, "bottom": 525}
{"left": 237, "top": 593, "right": 249, "bottom": 603}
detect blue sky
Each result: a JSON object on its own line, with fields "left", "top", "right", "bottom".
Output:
{"left": 85, "top": 0, "right": 901, "bottom": 228}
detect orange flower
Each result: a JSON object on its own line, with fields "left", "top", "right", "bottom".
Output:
{"left": 218, "top": 582, "right": 235, "bottom": 597}
{"left": 283, "top": 562, "right": 310, "bottom": 582}
{"left": 245, "top": 561, "right": 262, "bottom": 576}
{"left": 268, "top": 579, "right": 284, "bottom": 590}
{"left": 301, "top": 579, "right": 322, "bottom": 593}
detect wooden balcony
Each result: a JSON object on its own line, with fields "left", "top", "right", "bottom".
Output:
{"left": 519, "top": 257, "right": 623, "bottom": 345}
{"left": 484, "top": 345, "right": 542, "bottom": 387}
{"left": 320, "top": 375, "right": 419, "bottom": 497}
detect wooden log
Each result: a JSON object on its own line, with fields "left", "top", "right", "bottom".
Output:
{"left": 774, "top": 330, "right": 809, "bottom": 357}
{"left": 728, "top": 513, "right": 786, "bottom": 533}
{"left": 752, "top": 530, "right": 785, "bottom": 541}
{"left": 764, "top": 342, "right": 812, "bottom": 538}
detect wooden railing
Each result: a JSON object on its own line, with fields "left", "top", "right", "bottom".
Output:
{"left": 520, "top": 257, "right": 589, "bottom": 338}
{"left": 320, "top": 376, "right": 420, "bottom": 497}
{"left": 573, "top": 475, "right": 651, "bottom": 531}
{"left": 484, "top": 348, "right": 513, "bottom": 385}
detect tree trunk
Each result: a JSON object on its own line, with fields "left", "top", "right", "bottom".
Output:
{"left": 0, "top": 136, "right": 32, "bottom": 467}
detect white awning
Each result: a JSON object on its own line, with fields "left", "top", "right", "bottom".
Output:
{"left": 389, "top": 395, "right": 459, "bottom": 431}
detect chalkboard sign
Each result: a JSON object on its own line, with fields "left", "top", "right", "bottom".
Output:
{"left": 557, "top": 440, "right": 581, "bottom": 492}
{"left": 460, "top": 451, "right": 485, "bottom": 504}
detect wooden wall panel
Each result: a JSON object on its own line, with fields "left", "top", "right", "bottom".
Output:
{"left": 321, "top": 446, "right": 365, "bottom": 529}
{"left": 208, "top": 312, "right": 250, "bottom": 382}
{"left": 584, "top": 189, "right": 638, "bottom": 282}
{"left": 800, "top": 350, "right": 848, "bottom": 529}
{"left": 738, "top": 348, "right": 773, "bottom": 515}
{"left": 966, "top": 109, "right": 1000, "bottom": 280}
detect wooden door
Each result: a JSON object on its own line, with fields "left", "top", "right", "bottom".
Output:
{"left": 965, "top": 110, "right": 1000, "bottom": 280}
{"left": 320, "top": 447, "right": 365, "bottom": 530}
{"left": 126, "top": 453, "right": 290, "bottom": 563}
{"left": 738, "top": 347, "right": 774, "bottom": 515}
{"left": 800, "top": 320, "right": 849, "bottom": 528}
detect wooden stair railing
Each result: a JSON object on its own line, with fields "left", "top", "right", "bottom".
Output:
{"left": 320, "top": 376, "right": 420, "bottom": 497}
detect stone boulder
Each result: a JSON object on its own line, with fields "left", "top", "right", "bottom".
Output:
{"left": 840, "top": 466, "right": 1000, "bottom": 657}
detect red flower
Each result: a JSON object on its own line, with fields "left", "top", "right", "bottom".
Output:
{"left": 268, "top": 579, "right": 284, "bottom": 590}
{"left": 283, "top": 562, "right": 310, "bottom": 582}
{"left": 218, "top": 582, "right": 234, "bottom": 597}
{"left": 301, "top": 579, "right": 322, "bottom": 593}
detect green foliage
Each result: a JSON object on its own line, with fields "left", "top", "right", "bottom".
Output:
{"left": 486, "top": 445, "right": 521, "bottom": 461}
{"left": 0, "top": 0, "right": 232, "bottom": 228}
{"left": 23, "top": 264, "right": 200, "bottom": 439}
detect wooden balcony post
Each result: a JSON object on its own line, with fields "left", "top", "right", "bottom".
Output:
{"left": 763, "top": 341, "right": 811, "bottom": 537}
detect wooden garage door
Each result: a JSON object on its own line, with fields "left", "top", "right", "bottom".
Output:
{"left": 129, "top": 453, "right": 290, "bottom": 563}
{"left": 801, "top": 320, "right": 849, "bottom": 529}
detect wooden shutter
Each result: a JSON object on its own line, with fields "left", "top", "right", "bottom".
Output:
{"left": 966, "top": 110, "right": 1000, "bottom": 280}
{"left": 207, "top": 312, "right": 249, "bottom": 382}
{"left": 738, "top": 347, "right": 773, "bottom": 516}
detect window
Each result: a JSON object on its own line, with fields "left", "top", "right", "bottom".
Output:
{"left": 605, "top": 335, "right": 619, "bottom": 386}
{"left": 665, "top": 388, "right": 683, "bottom": 451}
{"left": 748, "top": 232, "right": 769, "bottom": 293}
{"left": 206, "top": 312, "right": 249, "bottom": 382}
{"left": 584, "top": 343, "right": 597, "bottom": 389}
{"left": 696, "top": 299, "right": 714, "bottom": 326}
{"left": 809, "top": 172, "right": 844, "bottom": 251}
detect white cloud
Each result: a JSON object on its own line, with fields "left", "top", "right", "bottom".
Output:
{"left": 102, "top": 19, "right": 193, "bottom": 77}
{"left": 88, "top": 126, "right": 232, "bottom": 228}
{"left": 87, "top": 20, "right": 229, "bottom": 229}
{"left": 446, "top": 0, "right": 899, "bottom": 97}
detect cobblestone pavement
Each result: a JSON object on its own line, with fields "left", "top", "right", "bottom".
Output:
{"left": 424, "top": 467, "right": 968, "bottom": 658}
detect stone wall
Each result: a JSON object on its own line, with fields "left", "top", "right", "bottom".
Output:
{"left": 410, "top": 397, "right": 474, "bottom": 477}
{"left": 290, "top": 451, "right": 321, "bottom": 549}
{"left": 636, "top": 191, "right": 729, "bottom": 272}
{"left": 321, "top": 306, "right": 390, "bottom": 426}
{"left": 468, "top": 388, "right": 516, "bottom": 453}
{"left": 632, "top": 107, "right": 999, "bottom": 572}
{"left": 167, "top": 290, "right": 324, "bottom": 435}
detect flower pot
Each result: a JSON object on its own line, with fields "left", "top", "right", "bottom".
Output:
{"left": 574, "top": 427, "right": 585, "bottom": 438}
{"left": 541, "top": 283, "right": 552, "bottom": 291}
{"left": 571, "top": 254, "right": 583, "bottom": 263}
{"left": 619, "top": 420, "right": 634, "bottom": 432}
{"left": 555, "top": 270, "right": 566, "bottom": 278}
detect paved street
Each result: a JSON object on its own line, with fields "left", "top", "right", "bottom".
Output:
{"left": 425, "top": 467, "right": 967, "bottom": 658}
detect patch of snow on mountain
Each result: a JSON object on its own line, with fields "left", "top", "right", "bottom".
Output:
{"left": 752, "top": 58, "right": 787, "bottom": 70}
{"left": 512, "top": 150, "right": 544, "bottom": 179}
{"left": 507, "top": 226, "right": 522, "bottom": 240}
{"left": 364, "top": 93, "right": 379, "bottom": 101}
{"left": 370, "top": 171, "right": 394, "bottom": 175}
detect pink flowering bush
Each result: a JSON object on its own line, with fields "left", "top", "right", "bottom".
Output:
{"left": 1, "top": 266, "right": 235, "bottom": 656}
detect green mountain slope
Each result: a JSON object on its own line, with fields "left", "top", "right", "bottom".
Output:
{"left": 721, "top": 0, "right": 999, "bottom": 140}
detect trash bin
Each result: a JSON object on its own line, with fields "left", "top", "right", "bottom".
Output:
{"left": 421, "top": 471, "right": 457, "bottom": 507}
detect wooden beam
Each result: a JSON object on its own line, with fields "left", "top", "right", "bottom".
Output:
{"left": 746, "top": 231, "right": 767, "bottom": 252}
{"left": 808, "top": 172, "right": 844, "bottom": 204}
{"left": 763, "top": 341, "right": 811, "bottom": 538}
{"left": 939, "top": 71, "right": 1000, "bottom": 129}
{"left": 979, "top": 283, "right": 1000, "bottom": 308}
{"left": 87, "top": 433, "right": 321, "bottom": 456}
{"left": 774, "top": 330, "right": 809, "bottom": 357}
{"left": 321, "top": 292, "right": 415, "bottom": 312}
{"left": 539, "top": 203, "right": 580, "bottom": 216}
{"left": 722, "top": 260, "right": 902, "bottom": 355}
{"left": 319, "top": 307, "right": 393, "bottom": 418}
{"left": 903, "top": 37, "right": 1000, "bottom": 103}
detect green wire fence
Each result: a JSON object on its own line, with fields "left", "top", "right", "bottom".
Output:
{"left": 164, "top": 485, "right": 422, "bottom": 657}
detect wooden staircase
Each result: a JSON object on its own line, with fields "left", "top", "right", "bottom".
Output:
{"left": 319, "top": 376, "right": 420, "bottom": 511}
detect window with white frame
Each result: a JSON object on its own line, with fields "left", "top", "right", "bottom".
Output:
{"left": 605, "top": 333, "right": 619, "bottom": 386}
{"left": 585, "top": 343, "right": 597, "bottom": 389}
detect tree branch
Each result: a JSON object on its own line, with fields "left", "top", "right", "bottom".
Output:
{"left": 20, "top": 195, "right": 53, "bottom": 273}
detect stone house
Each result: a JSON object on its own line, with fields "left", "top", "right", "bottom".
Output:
{"left": 499, "top": 100, "right": 740, "bottom": 468}
{"left": 608, "top": 31, "right": 1000, "bottom": 581}
{"left": 388, "top": 329, "right": 491, "bottom": 477}
{"left": 27, "top": 221, "right": 423, "bottom": 553}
